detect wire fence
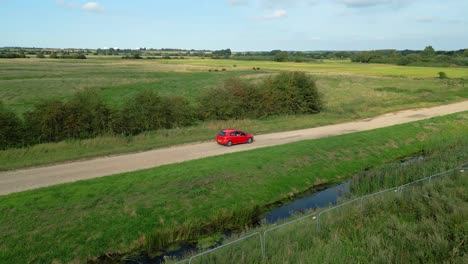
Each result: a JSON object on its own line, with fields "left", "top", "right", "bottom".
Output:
{"left": 176, "top": 162, "right": 467, "bottom": 264}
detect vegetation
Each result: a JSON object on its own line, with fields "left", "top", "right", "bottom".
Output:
{"left": 351, "top": 46, "right": 468, "bottom": 67}
{"left": 0, "top": 102, "right": 24, "bottom": 148}
{"left": 169, "top": 58, "right": 468, "bottom": 78}
{"left": 0, "top": 112, "right": 466, "bottom": 263}
{"left": 199, "top": 72, "right": 322, "bottom": 120}
{"left": 0, "top": 52, "right": 27, "bottom": 59}
{"left": 173, "top": 156, "right": 467, "bottom": 263}
{"left": 212, "top": 49, "right": 232, "bottom": 59}
{"left": 0, "top": 72, "right": 322, "bottom": 149}
{"left": 0, "top": 57, "right": 466, "bottom": 169}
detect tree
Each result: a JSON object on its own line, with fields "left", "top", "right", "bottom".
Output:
{"left": 212, "top": 49, "right": 232, "bottom": 58}
{"left": 422, "top": 46, "right": 435, "bottom": 57}
{"left": 274, "top": 51, "right": 289, "bottom": 62}
{"left": 464, "top": 49, "right": 468, "bottom": 57}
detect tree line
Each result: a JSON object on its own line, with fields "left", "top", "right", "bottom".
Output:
{"left": 351, "top": 46, "right": 468, "bottom": 66}
{"left": 0, "top": 72, "right": 323, "bottom": 150}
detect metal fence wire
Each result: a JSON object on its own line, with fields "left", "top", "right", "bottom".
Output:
{"left": 177, "top": 163, "right": 466, "bottom": 263}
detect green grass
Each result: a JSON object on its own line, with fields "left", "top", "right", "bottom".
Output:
{"left": 167, "top": 58, "right": 468, "bottom": 78}
{"left": 175, "top": 165, "right": 466, "bottom": 264}
{"left": 0, "top": 112, "right": 466, "bottom": 263}
{"left": 1, "top": 58, "right": 467, "bottom": 115}
{"left": 1, "top": 59, "right": 466, "bottom": 170}
{"left": 0, "top": 58, "right": 261, "bottom": 114}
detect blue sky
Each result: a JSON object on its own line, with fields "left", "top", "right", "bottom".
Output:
{"left": 1, "top": 0, "right": 467, "bottom": 51}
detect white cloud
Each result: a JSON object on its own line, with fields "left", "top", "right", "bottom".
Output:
{"left": 81, "top": 2, "right": 104, "bottom": 12}
{"left": 56, "top": 1, "right": 104, "bottom": 12}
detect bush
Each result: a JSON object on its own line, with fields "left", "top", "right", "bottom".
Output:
{"left": 24, "top": 100, "right": 68, "bottom": 143}
{"left": 112, "top": 90, "right": 167, "bottom": 135}
{"left": 62, "top": 89, "right": 110, "bottom": 138}
{"left": 163, "top": 96, "right": 195, "bottom": 128}
{"left": 438, "top": 72, "right": 448, "bottom": 79}
{"left": 23, "top": 90, "right": 110, "bottom": 143}
{"left": 262, "top": 72, "right": 323, "bottom": 115}
{"left": 0, "top": 102, "right": 24, "bottom": 149}
{"left": 198, "top": 72, "right": 323, "bottom": 120}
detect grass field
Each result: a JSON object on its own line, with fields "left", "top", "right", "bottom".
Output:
{"left": 1, "top": 58, "right": 467, "bottom": 170}
{"left": 171, "top": 158, "right": 467, "bottom": 264}
{"left": 0, "top": 112, "right": 466, "bottom": 263}
{"left": 1, "top": 58, "right": 467, "bottom": 114}
{"left": 168, "top": 58, "right": 468, "bottom": 78}
{"left": 0, "top": 58, "right": 259, "bottom": 114}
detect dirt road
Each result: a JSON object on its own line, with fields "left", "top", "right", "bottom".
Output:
{"left": 1, "top": 101, "right": 467, "bottom": 196}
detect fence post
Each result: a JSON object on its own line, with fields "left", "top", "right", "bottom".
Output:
{"left": 316, "top": 214, "right": 321, "bottom": 232}
{"left": 260, "top": 233, "right": 265, "bottom": 259}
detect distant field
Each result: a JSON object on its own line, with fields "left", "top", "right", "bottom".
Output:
{"left": 1, "top": 58, "right": 467, "bottom": 115}
{"left": 0, "top": 58, "right": 258, "bottom": 114}
{"left": 168, "top": 58, "right": 468, "bottom": 78}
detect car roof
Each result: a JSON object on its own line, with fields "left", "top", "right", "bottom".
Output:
{"left": 221, "top": 129, "right": 239, "bottom": 132}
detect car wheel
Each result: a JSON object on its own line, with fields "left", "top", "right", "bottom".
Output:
{"left": 247, "top": 138, "right": 253, "bottom": 144}
{"left": 227, "top": 141, "right": 232, "bottom": 147}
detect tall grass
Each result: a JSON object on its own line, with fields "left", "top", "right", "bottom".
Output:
{"left": 169, "top": 142, "right": 467, "bottom": 264}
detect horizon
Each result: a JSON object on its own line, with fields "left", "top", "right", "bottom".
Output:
{"left": 1, "top": 0, "right": 467, "bottom": 51}
{"left": 1, "top": 46, "right": 466, "bottom": 53}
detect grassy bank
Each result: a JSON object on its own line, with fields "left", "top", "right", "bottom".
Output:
{"left": 174, "top": 159, "right": 467, "bottom": 263}
{"left": 0, "top": 112, "right": 467, "bottom": 263}
{"left": 1, "top": 70, "right": 466, "bottom": 170}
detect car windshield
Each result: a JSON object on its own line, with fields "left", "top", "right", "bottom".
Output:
{"left": 218, "top": 131, "right": 226, "bottom": 137}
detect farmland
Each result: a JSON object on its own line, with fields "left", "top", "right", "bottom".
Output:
{"left": 0, "top": 58, "right": 467, "bottom": 170}
{"left": 0, "top": 112, "right": 467, "bottom": 263}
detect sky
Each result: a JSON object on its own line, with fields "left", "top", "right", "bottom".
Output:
{"left": 1, "top": 0, "right": 467, "bottom": 51}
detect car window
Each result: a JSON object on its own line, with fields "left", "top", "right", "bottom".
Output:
{"left": 230, "top": 132, "right": 236, "bottom": 136}
{"left": 218, "top": 131, "right": 226, "bottom": 136}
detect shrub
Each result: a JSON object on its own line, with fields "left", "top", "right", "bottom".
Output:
{"left": 438, "top": 72, "right": 448, "bottom": 79}
{"left": 24, "top": 100, "right": 68, "bottom": 142}
{"left": 62, "top": 89, "right": 110, "bottom": 138}
{"left": 23, "top": 90, "right": 110, "bottom": 143}
{"left": 112, "top": 90, "right": 167, "bottom": 135}
{"left": 261, "top": 72, "right": 323, "bottom": 115}
{"left": 197, "top": 72, "right": 322, "bottom": 120}
{"left": 0, "top": 102, "right": 24, "bottom": 149}
{"left": 163, "top": 96, "right": 195, "bottom": 128}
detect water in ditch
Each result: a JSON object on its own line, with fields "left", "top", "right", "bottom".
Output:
{"left": 264, "top": 181, "right": 350, "bottom": 224}
{"left": 125, "top": 181, "right": 350, "bottom": 263}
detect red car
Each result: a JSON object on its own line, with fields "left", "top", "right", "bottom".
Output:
{"left": 216, "top": 129, "right": 254, "bottom": 147}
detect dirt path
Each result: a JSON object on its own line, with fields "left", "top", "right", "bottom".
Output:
{"left": 1, "top": 101, "right": 467, "bottom": 196}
